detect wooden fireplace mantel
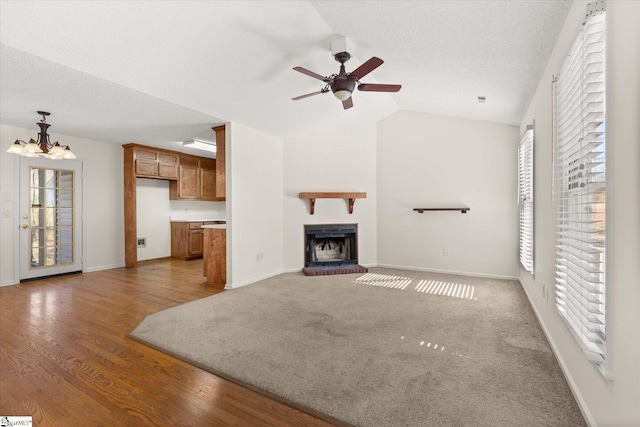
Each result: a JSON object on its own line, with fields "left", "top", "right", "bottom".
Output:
{"left": 299, "top": 192, "right": 367, "bottom": 215}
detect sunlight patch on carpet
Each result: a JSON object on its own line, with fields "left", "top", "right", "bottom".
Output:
{"left": 355, "top": 272, "right": 412, "bottom": 289}
{"left": 415, "top": 279, "right": 477, "bottom": 300}
{"left": 400, "top": 335, "right": 472, "bottom": 359}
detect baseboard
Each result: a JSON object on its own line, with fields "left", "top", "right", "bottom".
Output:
{"left": 226, "top": 269, "right": 286, "bottom": 290}
{"left": 84, "top": 263, "right": 126, "bottom": 273}
{"left": 0, "top": 264, "right": 126, "bottom": 285}
{"left": 376, "top": 263, "right": 519, "bottom": 281}
{"left": 518, "top": 279, "right": 596, "bottom": 427}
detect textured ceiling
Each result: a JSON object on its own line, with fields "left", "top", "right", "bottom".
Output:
{"left": 0, "top": 1, "right": 572, "bottom": 149}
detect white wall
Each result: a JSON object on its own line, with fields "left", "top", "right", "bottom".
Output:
{"left": 0, "top": 126, "right": 18, "bottom": 286}
{"left": 283, "top": 124, "right": 378, "bottom": 271}
{"left": 519, "top": 1, "right": 640, "bottom": 425}
{"left": 228, "top": 122, "right": 284, "bottom": 288}
{"left": 135, "top": 178, "right": 225, "bottom": 261}
{"left": 376, "top": 111, "right": 519, "bottom": 279}
{"left": 0, "top": 124, "right": 125, "bottom": 284}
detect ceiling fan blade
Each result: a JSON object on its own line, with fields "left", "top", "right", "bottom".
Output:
{"left": 342, "top": 97, "right": 353, "bottom": 110}
{"left": 358, "top": 83, "right": 402, "bottom": 92}
{"left": 293, "top": 66, "right": 328, "bottom": 82}
{"left": 350, "top": 57, "right": 384, "bottom": 80}
{"left": 292, "top": 90, "right": 326, "bottom": 100}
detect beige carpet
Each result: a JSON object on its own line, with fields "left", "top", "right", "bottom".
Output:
{"left": 129, "top": 268, "right": 586, "bottom": 427}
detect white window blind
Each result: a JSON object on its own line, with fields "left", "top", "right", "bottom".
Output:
{"left": 518, "top": 125, "right": 534, "bottom": 273}
{"left": 553, "top": 7, "right": 606, "bottom": 366}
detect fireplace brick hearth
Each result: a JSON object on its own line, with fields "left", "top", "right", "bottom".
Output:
{"left": 302, "top": 265, "right": 368, "bottom": 276}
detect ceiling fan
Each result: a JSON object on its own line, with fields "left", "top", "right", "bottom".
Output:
{"left": 292, "top": 52, "right": 401, "bottom": 110}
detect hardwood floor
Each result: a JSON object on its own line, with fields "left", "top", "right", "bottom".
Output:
{"left": 0, "top": 258, "right": 333, "bottom": 426}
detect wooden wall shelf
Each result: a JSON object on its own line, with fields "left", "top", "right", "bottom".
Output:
{"left": 413, "top": 207, "right": 470, "bottom": 213}
{"left": 299, "top": 192, "right": 367, "bottom": 214}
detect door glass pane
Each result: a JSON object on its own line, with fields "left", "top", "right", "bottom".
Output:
{"left": 57, "top": 208, "right": 73, "bottom": 226}
{"left": 59, "top": 190, "right": 73, "bottom": 207}
{"left": 29, "top": 167, "right": 75, "bottom": 269}
{"left": 59, "top": 170, "right": 73, "bottom": 188}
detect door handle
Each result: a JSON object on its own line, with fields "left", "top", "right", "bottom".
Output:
{"left": 22, "top": 214, "right": 28, "bottom": 219}
{"left": 21, "top": 224, "right": 28, "bottom": 229}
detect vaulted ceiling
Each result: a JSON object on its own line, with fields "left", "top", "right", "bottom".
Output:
{"left": 0, "top": 1, "right": 572, "bottom": 152}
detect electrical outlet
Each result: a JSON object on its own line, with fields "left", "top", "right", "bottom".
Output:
{"left": 256, "top": 253, "right": 264, "bottom": 262}
{"left": 443, "top": 248, "right": 450, "bottom": 256}
{"left": 2, "top": 192, "right": 11, "bottom": 202}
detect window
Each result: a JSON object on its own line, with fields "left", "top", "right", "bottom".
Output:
{"left": 518, "top": 125, "right": 534, "bottom": 273}
{"left": 553, "top": 4, "right": 607, "bottom": 369}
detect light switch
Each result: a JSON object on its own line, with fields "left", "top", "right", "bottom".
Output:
{"left": 2, "top": 209, "right": 12, "bottom": 218}
{"left": 2, "top": 192, "right": 11, "bottom": 202}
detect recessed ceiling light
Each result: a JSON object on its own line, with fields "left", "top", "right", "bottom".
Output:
{"left": 477, "top": 96, "right": 486, "bottom": 103}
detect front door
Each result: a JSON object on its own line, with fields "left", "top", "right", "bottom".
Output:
{"left": 19, "top": 157, "right": 83, "bottom": 280}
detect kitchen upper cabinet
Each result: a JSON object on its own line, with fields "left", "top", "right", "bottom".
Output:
{"left": 133, "top": 147, "right": 178, "bottom": 180}
{"left": 212, "top": 125, "right": 226, "bottom": 199}
{"left": 169, "top": 155, "right": 222, "bottom": 201}
{"left": 201, "top": 158, "right": 217, "bottom": 201}
{"left": 176, "top": 165, "right": 200, "bottom": 199}
{"left": 170, "top": 155, "right": 200, "bottom": 200}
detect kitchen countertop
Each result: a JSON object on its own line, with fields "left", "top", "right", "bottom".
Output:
{"left": 170, "top": 219, "right": 226, "bottom": 223}
{"left": 202, "top": 224, "right": 226, "bottom": 229}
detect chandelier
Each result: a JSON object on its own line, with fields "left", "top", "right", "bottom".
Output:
{"left": 6, "top": 111, "right": 76, "bottom": 159}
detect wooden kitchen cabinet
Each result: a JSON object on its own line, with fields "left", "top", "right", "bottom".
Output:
{"left": 204, "top": 226, "right": 226, "bottom": 288}
{"left": 133, "top": 147, "right": 179, "bottom": 180}
{"left": 201, "top": 158, "right": 217, "bottom": 201}
{"left": 172, "top": 221, "right": 224, "bottom": 260}
{"left": 169, "top": 155, "right": 222, "bottom": 201}
{"left": 212, "top": 125, "right": 226, "bottom": 199}
{"left": 171, "top": 222, "right": 204, "bottom": 260}
{"left": 173, "top": 155, "right": 201, "bottom": 200}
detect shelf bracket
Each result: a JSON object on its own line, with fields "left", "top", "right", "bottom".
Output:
{"left": 299, "top": 192, "right": 367, "bottom": 215}
{"left": 348, "top": 198, "right": 356, "bottom": 214}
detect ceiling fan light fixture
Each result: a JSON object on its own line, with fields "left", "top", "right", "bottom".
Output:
{"left": 331, "top": 76, "right": 356, "bottom": 101}
{"left": 333, "top": 90, "right": 352, "bottom": 101}
{"left": 292, "top": 52, "right": 400, "bottom": 110}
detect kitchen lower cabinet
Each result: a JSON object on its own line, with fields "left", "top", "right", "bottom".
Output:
{"left": 171, "top": 221, "right": 223, "bottom": 260}
{"left": 204, "top": 226, "right": 226, "bottom": 288}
